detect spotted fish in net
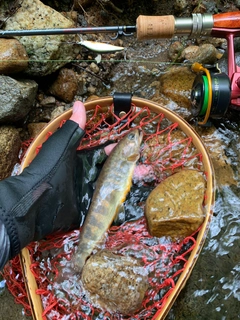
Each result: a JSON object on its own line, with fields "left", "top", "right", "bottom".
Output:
{"left": 73, "top": 129, "right": 143, "bottom": 273}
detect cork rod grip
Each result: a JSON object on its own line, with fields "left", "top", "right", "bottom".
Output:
{"left": 136, "top": 15, "right": 175, "bottom": 40}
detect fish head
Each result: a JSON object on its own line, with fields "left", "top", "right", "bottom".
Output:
{"left": 121, "top": 129, "right": 143, "bottom": 162}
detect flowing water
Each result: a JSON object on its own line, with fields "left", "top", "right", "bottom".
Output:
{"left": 166, "top": 116, "right": 240, "bottom": 320}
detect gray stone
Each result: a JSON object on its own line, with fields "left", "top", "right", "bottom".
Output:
{"left": 0, "top": 75, "right": 38, "bottom": 123}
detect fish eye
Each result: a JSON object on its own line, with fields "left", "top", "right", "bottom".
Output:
{"left": 128, "top": 132, "right": 135, "bottom": 140}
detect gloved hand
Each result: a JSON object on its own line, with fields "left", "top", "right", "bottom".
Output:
{"left": 0, "top": 101, "right": 109, "bottom": 270}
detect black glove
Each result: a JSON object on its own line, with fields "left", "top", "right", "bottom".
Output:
{"left": 0, "top": 119, "right": 108, "bottom": 270}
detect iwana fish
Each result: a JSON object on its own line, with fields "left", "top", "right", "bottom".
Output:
{"left": 73, "top": 129, "right": 143, "bottom": 273}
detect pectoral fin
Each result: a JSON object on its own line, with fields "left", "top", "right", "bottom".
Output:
{"left": 127, "top": 153, "right": 139, "bottom": 161}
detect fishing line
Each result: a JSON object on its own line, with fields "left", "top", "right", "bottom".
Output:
{"left": 0, "top": 58, "right": 193, "bottom": 66}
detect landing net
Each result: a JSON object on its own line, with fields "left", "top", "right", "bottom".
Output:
{"left": 2, "top": 103, "right": 205, "bottom": 319}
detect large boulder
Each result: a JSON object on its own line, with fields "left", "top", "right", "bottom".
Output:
{"left": 4, "top": 0, "right": 80, "bottom": 76}
{"left": 0, "top": 75, "right": 38, "bottom": 123}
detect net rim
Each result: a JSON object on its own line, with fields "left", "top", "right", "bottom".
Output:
{"left": 20, "top": 96, "right": 215, "bottom": 320}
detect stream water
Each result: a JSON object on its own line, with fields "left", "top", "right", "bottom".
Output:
{"left": 166, "top": 118, "right": 240, "bottom": 319}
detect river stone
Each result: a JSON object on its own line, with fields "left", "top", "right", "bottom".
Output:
{"left": 181, "top": 44, "right": 218, "bottom": 65}
{"left": 27, "top": 122, "right": 47, "bottom": 138}
{"left": 39, "top": 96, "right": 56, "bottom": 107}
{"left": 179, "top": 45, "right": 199, "bottom": 62}
{"left": 174, "top": 0, "right": 188, "bottom": 11}
{"left": 168, "top": 41, "right": 184, "bottom": 62}
{"left": 145, "top": 169, "right": 206, "bottom": 240}
{"left": 81, "top": 250, "right": 149, "bottom": 315}
{"left": 49, "top": 68, "right": 78, "bottom": 102}
{"left": 50, "top": 106, "right": 65, "bottom": 120}
{"left": 0, "top": 75, "right": 38, "bottom": 123}
{"left": 0, "top": 38, "right": 29, "bottom": 74}
{"left": 4, "top": 0, "right": 80, "bottom": 76}
{"left": 0, "top": 126, "right": 21, "bottom": 180}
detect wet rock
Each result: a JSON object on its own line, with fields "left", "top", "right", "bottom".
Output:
{"left": 0, "top": 38, "right": 29, "bottom": 74}
{"left": 145, "top": 169, "right": 206, "bottom": 240}
{"left": 168, "top": 41, "right": 184, "bottom": 61}
{"left": 180, "top": 44, "right": 218, "bottom": 65}
{"left": 4, "top": 0, "right": 80, "bottom": 76}
{"left": 0, "top": 76, "right": 38, "bottom": 123}
{"left": 158, "top": 66, "right": 195, "bottom": 112}
{"left": 87, "top": 84, "right": 97, "bottom": 94}
{"left": 76, "top": 76, "right": 88, "bottom": 96}
{"left": 81, "top": 250, "right": 148, "bottom": 315}
{"left": 196, "top": 37, "right": 227, "bottom": 50}
{"left": 89, "top": 62, "right": 99, "bottom": 74}
{"left": 40, "top": 96, "right": 56, "bottom": 107}
{"left": 174, "top": 0, "right": 188, "bottom": 11}
{"left": 27, "top": 122, "right": 47, "bottom": 138}
{"left": 49, "top": 68, "right": 78, "bottom": 102}
{"left": 51, "top": 106, "right": 65, "bottom": 119}
{"left": 179, "top": 45, "right": 199, "bottom": 62}
{"left": 0, "top": 126, "right": 21, "bottom": 180}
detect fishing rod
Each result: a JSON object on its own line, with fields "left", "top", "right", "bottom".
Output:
{"left": 2, "top": 11, "right": 240, "bottom": 124}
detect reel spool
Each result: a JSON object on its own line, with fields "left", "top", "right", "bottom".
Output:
{"left": 191, "top": 62, "right": 231, "bottom": 125}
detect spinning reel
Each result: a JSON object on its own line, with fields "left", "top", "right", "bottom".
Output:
{"left": 190, "top": 12, "right": 240, "bottom": 125}
{"left": 191, "top": 63, "right": 231, "bottom": 125}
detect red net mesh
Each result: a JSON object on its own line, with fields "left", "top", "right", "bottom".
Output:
{"left": 2, "top": 103, "right": 206, "bottom": 319}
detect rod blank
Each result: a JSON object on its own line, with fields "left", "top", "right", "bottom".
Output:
{"left": 0, "top": 26, "right": 136, "bottom": 37}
